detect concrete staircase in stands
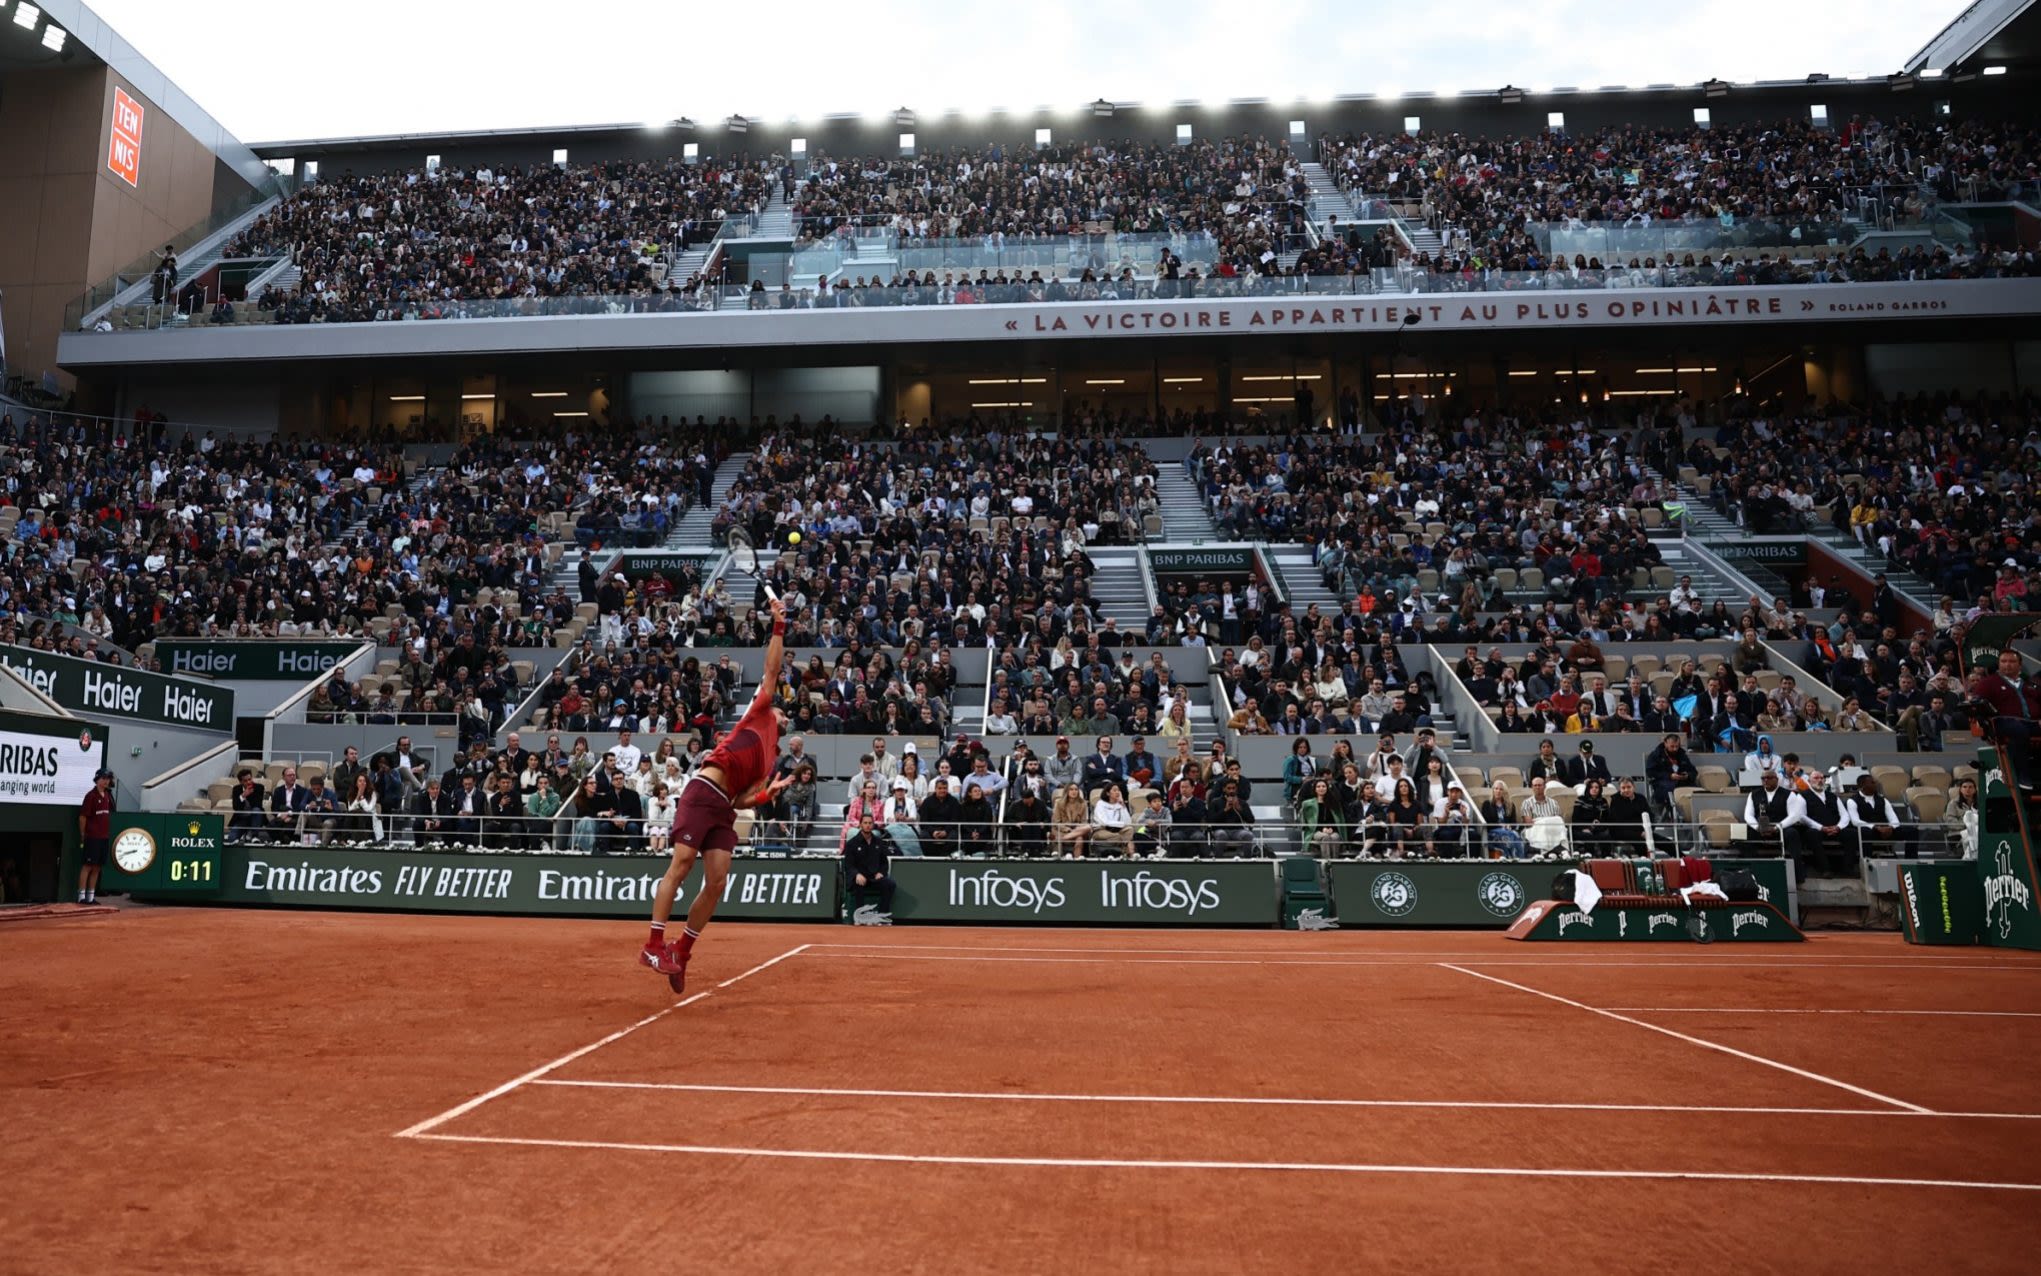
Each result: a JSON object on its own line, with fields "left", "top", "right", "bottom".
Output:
{"left": 1154, "top": 464, "right": 1219, "bottom": 541}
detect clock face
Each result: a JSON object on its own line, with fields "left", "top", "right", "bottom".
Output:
{"left": 112, "top": 828, "right": 156, "bottom": 874}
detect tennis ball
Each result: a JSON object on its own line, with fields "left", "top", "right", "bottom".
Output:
{"left": 788, "top": 531, "right": 802, "bottom": 544}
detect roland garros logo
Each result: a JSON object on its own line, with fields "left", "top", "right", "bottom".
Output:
{"left": 1371, "top": 871, "right": 1418, "bottom": 917}
{"left": 1476, "top": 872, "right": 1525, "bottom": 918}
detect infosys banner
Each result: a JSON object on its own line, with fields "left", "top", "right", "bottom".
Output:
{"left": 203, "top": 847, "right": 838, "bottom": 920}
{"left": 152, "top": 640, "right": 363, "bottom": 680}
{"left": 0, "top": 645, "right": 233, "bottom": 732}
{"left": 888, "top": 859, "right": 1278, "bottom": 926}
{"left": 0, "top": 725, "right": 105, "bottom": 806}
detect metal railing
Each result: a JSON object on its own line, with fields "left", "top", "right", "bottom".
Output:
{"left": 208, "top": 810, "right": 1966, "bottom": 862}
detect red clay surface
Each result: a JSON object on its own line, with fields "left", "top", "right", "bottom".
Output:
{"left": 5, "top": 908, "right": 2041, "bottom": 1275}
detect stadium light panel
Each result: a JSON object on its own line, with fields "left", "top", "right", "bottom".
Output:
{"left": 14, "top": 5, "right": 42, "bottom": 32}
{"left": 1091, "top": 98, "right": 1115, "bottom": 117}
{"left": 1497, "top": 85, "right": 1523, "bottom": 104}
{"left": 1983, "top": 66, "right": 2007, "bottom": 75}
{"left": 530, "top": 392, "right": 568, "bottom": 398}
{"left": 41, "top": 22, "right": 64, "bottom": 51}
{"left": 1921, "top": 68, "right": 1945, "bottom": 78}
{"left": 388, "top": 395, "right": 425, "bottom": 402}
{"left": 1702, "top": 78, "right": 1730, "bottom": 98}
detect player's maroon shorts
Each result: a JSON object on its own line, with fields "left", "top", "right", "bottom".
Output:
{"left": 671, "top": 776, "right": 739, "bottom": 855}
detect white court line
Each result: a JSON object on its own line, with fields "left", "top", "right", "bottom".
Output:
{"left": 1441, "top": 964, "right": 1935, "bottom": 1114}
{"left": 393, "top": 943, "right": 810, "bottom": 1139}
{"left": 528, "top": 1078, "right": 2041, "bottom": 1121}
{"left": 1604, "top": 1008, "right": 2041, "bottom": 1019}
{"left": 406, "top": 1132, "right": 2041, "bottom": 1193}
{"left": 811, "top": 951, "right": 2036, "bottom": 972}
{"left": 804, "top": 941, "right": 2037, "bottom": 963}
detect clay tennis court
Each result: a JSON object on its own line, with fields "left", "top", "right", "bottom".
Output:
{"left": 6, "top": 909, "right": 2041, "bottom": 1273}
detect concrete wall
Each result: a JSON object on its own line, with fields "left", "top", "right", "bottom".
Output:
{"left": 0, "top": 66, "right": 108, "bottom": 385}
{"left": 0, "top": 64, "right": 242, "bottom": 387}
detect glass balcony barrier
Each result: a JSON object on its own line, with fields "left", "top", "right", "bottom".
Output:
{"left": 82, "top": 262, "right": 2023, "bottom": 334}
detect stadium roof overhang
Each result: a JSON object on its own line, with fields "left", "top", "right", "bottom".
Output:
{"left": 1906, "top": 0, "right": 2041, "bottom": 76}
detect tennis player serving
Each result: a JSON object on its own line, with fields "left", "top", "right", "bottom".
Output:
{"left": 640, "top": 595, "right": 794, "bottom": 992}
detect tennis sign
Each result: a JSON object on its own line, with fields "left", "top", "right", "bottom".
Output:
{"left": 108, "top": 87, "right": 145, "bottom": 187}
{"left": 887, "top": 859, "right": 1278, "bottom": 925}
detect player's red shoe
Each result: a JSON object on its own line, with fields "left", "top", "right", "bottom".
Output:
{"left": 639, "top": 941, "right": 687, "bottom": 976}
{"left": 666, "top": 944, "right": 691, "bottom": 995}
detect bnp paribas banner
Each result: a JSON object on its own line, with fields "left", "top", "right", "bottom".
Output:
{"left": 153, "top": 640, "right": 363, "bottom": 680}
{"left": 888, "top": 859, "right": 1278, "bottom": 926}
{"left": 205, "top": 847, "right": 838, "bottom": 920}
{"left": 0, "top": 644, "right": 233, "bottom": 732}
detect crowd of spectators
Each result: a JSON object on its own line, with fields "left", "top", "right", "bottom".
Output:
{"left": 95, "top": 117, "right": 2041, "bottom": 330}
{"left": 224, "top": 157, "right": 779, "bottom": 323}
{"left": 1685, "top": 392, "right": 2041, "bottom": 599}
{"left": 700, "top": 424, "right": 1160, "bottom": 657}
{"left": 1, "top": 411, "right": 400, "bottom": 649}
{"left": 1190, "top": 408, "right": 1674, "bottom": 626}
{"left": 794, "top": 138, "right": 1308, "bottom": 265}
{"left": 0, "top": 409, "right": 728, "bottom": 677}
{"left": 1317, "top": 116, "right": 2041, "bottom": 286}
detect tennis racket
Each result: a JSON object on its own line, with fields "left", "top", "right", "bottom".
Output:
{"left": 726, "top": 527, "right": 779, "bottom": 601}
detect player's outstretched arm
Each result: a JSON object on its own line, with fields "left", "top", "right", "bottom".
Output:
{"left": 757, "top": 595, "right": 789, "bottom": 707}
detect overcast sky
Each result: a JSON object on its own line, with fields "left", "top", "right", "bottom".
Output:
{"left": 90, "top": 0, "right": 1963, "bottom": 143}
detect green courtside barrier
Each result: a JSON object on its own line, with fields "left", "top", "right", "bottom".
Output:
{"left": 150, "top": 846, "right": 840, "bottom": 920}
{"left": 1328, "top": 858, "right": 1794, "bottom": 928}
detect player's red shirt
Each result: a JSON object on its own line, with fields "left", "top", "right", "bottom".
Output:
{"left": 701, "top": 682, "right": 781, "bottom": 798}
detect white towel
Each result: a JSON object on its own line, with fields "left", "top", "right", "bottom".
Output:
{"left": 1572, "top": 869, "right": 1603, "bottom": 915}
{"left": 1681, "top": 882, "right": 1728, "bottom": 905}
